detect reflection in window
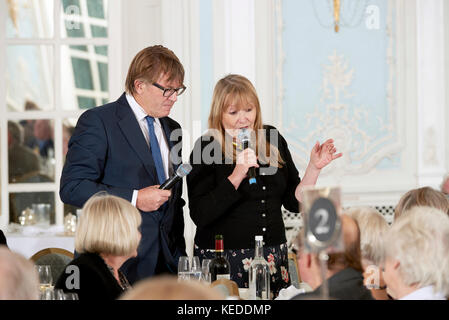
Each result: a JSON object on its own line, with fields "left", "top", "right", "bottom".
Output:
{"left": 6, "top": 46, "right": 53, "bottom": 111}
{"left": 9, "top": 192, "right": 55, "bottom": 225}
{"left": 61, "top": 0, "right": 108, "bottom": 38}
{"left": 63, "top": 118, "right": 77, "bottom": 160}
{"left": 6, "top": 0, "right": 54, "bottom": 38}
{"left": 8, "top": 120, "right": 55, "bottom": 183}
{"left": 61, "top": 45, "right": 109, "bottom": 110}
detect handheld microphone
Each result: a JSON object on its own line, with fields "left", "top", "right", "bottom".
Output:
{"left": 159, "top": 163, "right": 193, "bottom": 190}
{"left": 238, "top": 128, "right": 257, "bottom": 185}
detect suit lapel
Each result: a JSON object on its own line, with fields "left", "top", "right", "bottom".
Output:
{"left": 115, "top": 94, "right": 157, "bottom": 182}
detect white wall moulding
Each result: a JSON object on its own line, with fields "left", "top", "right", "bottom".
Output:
{"left": 122, "top": 0, "right": 162, "bottom": 81}
{"left": 212, "top": 0, "right": 256, "bottom": 85}
{"left": 416, "top": 0, "right": 447, "bottom": 188}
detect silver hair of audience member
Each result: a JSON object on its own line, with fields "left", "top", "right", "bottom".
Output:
{"left": 345, "top": 206, "right": 389, "bottom": 266}
{"left": 383, "top": 206, "right": 449, "bottom": 297}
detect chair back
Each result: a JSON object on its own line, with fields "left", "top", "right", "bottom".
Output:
{"left": 30, "top": 248, "right": 74, "bottom": 285}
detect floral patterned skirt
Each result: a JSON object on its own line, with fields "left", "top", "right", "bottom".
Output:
{"left": 194, "top": 243, "right": 291, "bottom": 298}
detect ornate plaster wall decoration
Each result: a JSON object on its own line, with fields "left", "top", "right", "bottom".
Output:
{"left": 276, "top": 0, "right": 402, "bottom": 177}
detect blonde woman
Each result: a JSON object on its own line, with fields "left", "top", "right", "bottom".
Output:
{"left": 345, "top": 207, "right": 390, "bottom": 300}
{"left": 55, "top": 193, "right": 141, "bottom": 300}
{"left": 394, "top": 186, "right": 449, "bottom": 220}
{"left": 187, "top": 74, "right": 342, "bottom": 297}
{"left": 382, "top": 206, "right": 449, "bottom": 299}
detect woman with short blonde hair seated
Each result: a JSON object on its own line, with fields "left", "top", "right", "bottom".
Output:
{"left": 345, "top": 207, "right": 389, "bottom": 300}
{"left": 55, "top": 192, "right": 141, "bottom": 300}
{"left": 383, "top": 206, "right": 449, "bottom": 300}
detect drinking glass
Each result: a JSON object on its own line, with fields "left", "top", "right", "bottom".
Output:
{"left": 201, "top": 259, "right": 212, "bottom": 283}
{"left": 36, "top": 265, "right": 53, "bottom": 291}
{"left": 190, "top": 256, "right": 202, "bottom": 281}
{"left": 178, "top": 256, "right": 190, "bottom": 281}
{"left": 54, "top": 289, "right": 66, "bottom": 300}
{"left": 40, "top": 287, "right": 54, "bottom": 300}
{"left": 64, "top": 293, "right": 79, "bottom": 300}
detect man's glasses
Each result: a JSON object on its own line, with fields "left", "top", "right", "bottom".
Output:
{"left": 153, "top": 83, "right": 186, "bottom": 98}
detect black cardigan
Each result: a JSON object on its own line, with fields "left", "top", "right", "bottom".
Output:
{"left": 187, "top": 125, "right": 301, "bottom": 249}
{"left": 0, "top": 230, "right": 7, "bottom": 247}
{"left": 55, "top": 252, "right": 125, "bottom": 300}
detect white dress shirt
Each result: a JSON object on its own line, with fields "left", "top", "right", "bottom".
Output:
{"left": 400, "top": 286, "right": 446, "bottom": 300}
{"left": 126, "top": 94, "right": 172, "bottom": 206}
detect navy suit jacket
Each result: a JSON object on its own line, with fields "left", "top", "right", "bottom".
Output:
{"left": 60, "top": 93, "right": 186, "bottom": 283}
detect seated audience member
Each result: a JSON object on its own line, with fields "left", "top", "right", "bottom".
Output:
{"left": 0, "top": 230, "right": 7, "bottom": 247}
{"left": 382, "top": 206, "right": 449, "bottom": 300}
{"left": 394, "top": 186, "right": 449, "bottom": 220}
{"left": 55, "top": 193, "right": 142, "bottom": 300}
{"left": 291, "top": 215, "right": 373, "bottom": 300}
{"left": 345, "top": 207, "right": 390, "bottom": 300}
{"left": 120, "top": 275, "right": 224, "bottom": 300}
{"left": 0, "top": 247, "right": 39, "bottom": 300}
{"left": 8, "top": 120, "right": 41, "bottom": 183}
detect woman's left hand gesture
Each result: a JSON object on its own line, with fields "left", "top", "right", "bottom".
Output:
{"left": 310, "top": 139, "right": 343, "bottom": 170}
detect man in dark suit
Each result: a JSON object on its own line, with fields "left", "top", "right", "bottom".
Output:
{"left": 60, "top": 45, "right": 187, "bottom": 284}
{"left": 291, "top": 215, "right": 373, "bottom": 300}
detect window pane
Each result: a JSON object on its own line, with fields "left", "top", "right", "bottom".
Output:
{"left": 61, "top": 45, "right": 109, "bottom": 110}
{"left": 63, "top": 118, "right": 77, "bottom": 160}
{"left": 61, "top": 0, "right": 108, "bottom": 38}
{"left": 87, "top": 0, "right": 105, "bottom": 19}
{"left": 71, "top": 57, "right": 94, "bottom": 89}
{"left": 8, "top": 120, "right": 55, "bottom": 183}
{"left": 6, "top": 45, "right": 53, "bottom": 111}
{"left": 6, "top": 0, "right": 54, "bottom": 38}
{"left": 9, "top": 192, "right": 55, "bottom": 225}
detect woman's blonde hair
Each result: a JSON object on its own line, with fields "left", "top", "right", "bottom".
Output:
{"left": 207, "top": 74, "right": 284, "bottom": 167}
{"left": 394, "top": 186, "right": 449, "bottom": 220}
{"left": 344, "top": 207, "right": 389, "bottom": 266}
{"left": 384, "top": 206, "right": 449, "bottom": 296}
{"left": 75, "top": 193, "right": 142, "bottom": 256}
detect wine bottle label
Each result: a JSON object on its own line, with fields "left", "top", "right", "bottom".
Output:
{"left": 215, "top": 239, "right": 224, "bottom": 252}
{"left": 216, "top": 274, "right": 230, "bottom": 280}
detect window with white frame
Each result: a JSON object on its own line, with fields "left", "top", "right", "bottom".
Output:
{"left": 1, "top": 0, "right": 118, "bottom": 229}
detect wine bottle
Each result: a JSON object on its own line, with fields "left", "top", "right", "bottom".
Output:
{"left": 249, "top": 235, "right": 270, "bottom": 300}
{"left": 209, "top": 234, "right": 231, "bottom": 282}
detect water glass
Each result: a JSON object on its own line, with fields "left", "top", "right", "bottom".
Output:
{"left": 64, "top": 292, "right": 79, "bottom": 300}
{"left": 54, "top": 289, "right": 66, "bottom": 300}
{"left": 201, "top": 259, "right": 212, "bottom": 283}
{"left": 36, "top": 265, "right": 53, "bottom": 289}
{"left": 40, "top": 287, "right": 54, "bottom": 300}
{"left": 190, "top": 256, "right": 202, "bottom": 281}
{"left": 178, "top": 256, "right": 191, "bottom": 281}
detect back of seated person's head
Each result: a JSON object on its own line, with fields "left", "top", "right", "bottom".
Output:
{"left": 344, "top": 207, "right": 389, "bottom": 267}
{"left": 119, "top": 275, "right": 225, "bottom": 300}
{"left": 294, "top": 214, "right": 363, "bottom": 274}
{"left": 394, "top": 186, "right": 449, "bottom": 221}
{"left": 326, "top": 215, "right": 363, "bottom": 273}
{"left": 384, "top": 206, "right": 449, "bottom": 297}
{"left": 0, "top": 247, "right": 39, "bottom": 300}
{"left": 75, "top": 192, "right": 142, "bottom": 256}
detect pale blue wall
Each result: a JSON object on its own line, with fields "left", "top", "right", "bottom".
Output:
{"left": 279, "top": 0, "right": 399, "bottom": 169}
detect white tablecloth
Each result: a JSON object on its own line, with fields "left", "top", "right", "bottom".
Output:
{"left": 5, "top": 232, "right": 75, "bottom": 259}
